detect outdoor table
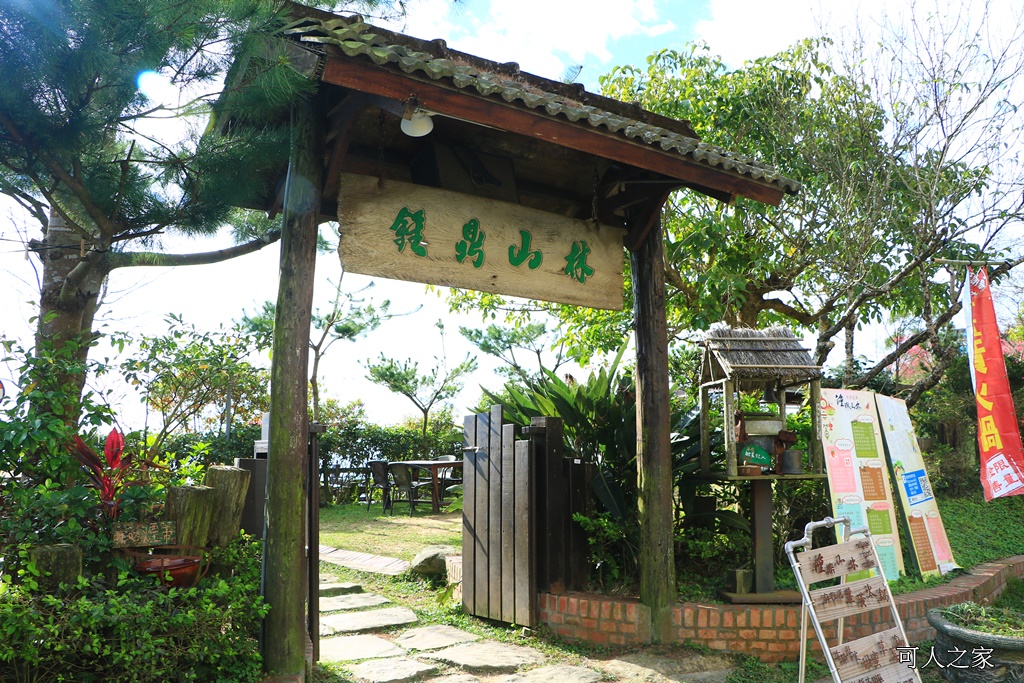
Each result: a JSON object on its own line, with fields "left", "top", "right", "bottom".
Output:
{"left": 401, "top": 459, "right": 464, "bottom": 514}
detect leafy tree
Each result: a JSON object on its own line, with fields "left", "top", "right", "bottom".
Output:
{"left": 448, "top": 7, "right": 1024, "bottom": 407}
{"left": 0, "top": 0, "right": 313, "bottom": 424}
{"left": 240, "top": 280, "right": 392, "bottom": 421}
{"left": 117, "top": 315, "right": 270, "bottom": 457}
{"left": 459, "top": 321, "right": 565, "bottom": 382}
{"left": 365, "top": 325, "right": 477, "bottom": 456}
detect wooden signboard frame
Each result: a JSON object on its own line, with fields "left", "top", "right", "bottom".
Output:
{"left": 337, "top": 173, "right": 626, "bottom": 310}
{"left": 785, "top": 516, "right": 920, "bottom": 683}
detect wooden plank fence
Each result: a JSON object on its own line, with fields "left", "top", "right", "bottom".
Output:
{"left": 462, "top": 407, "right": 596, "bottom": 628}
{"left": 463, "top": 405, "right": 535, "bottom": 626}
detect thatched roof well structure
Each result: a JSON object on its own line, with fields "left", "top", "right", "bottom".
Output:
{"left": 700, "top": 326, "right": 821, "bottom": 386}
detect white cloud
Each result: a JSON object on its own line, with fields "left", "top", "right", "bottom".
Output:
{"left": 388, "top": 0, "right": 679, "bottom": 81}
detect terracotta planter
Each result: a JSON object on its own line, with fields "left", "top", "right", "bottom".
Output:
{"left": 926, "top": 608, "right": 1024, "bottom": 681}
{"left": 134, "top": 555, "right": 204, "bottom": 588}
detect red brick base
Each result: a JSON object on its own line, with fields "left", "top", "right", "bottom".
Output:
{"left": 537, "top": 555, "right": 1024, "bottom": 662}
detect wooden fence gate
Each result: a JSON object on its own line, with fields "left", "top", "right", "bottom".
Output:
{"left": 462, "top": 406, "right": 595, "bottom": 627}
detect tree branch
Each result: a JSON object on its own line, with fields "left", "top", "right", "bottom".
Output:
{"left": 105, "top": 230, "right": 281, "bottom": 270}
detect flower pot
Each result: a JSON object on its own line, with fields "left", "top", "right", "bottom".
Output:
{"left": 926, "top": 608, "right": 1024, "bottom": 681}
{"left": 134, "top": 555, "right": 205, "bottom": 588}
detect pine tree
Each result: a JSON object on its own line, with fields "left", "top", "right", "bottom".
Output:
{"left": 0, "top": 0, "right": 324, "bottom": 423}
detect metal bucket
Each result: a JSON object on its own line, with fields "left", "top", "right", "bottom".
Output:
{"left": 781, "top": 449, "right": 804, "bottom": 475}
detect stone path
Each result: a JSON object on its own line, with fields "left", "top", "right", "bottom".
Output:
{"left": 320, "top": 544, "right": 411, "bottom": 575}
{"left": 315, "top": 552, "right": 737, "bottom": 683}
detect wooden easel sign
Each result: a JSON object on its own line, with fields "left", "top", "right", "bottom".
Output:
{"left": 786, "top": 517, "right": 920, "bottom": 683}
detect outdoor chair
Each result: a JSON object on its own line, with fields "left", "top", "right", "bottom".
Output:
{"left": 433, "top": 455, "right": 462, "bottom": 501}
{"left": 366, "top": 460, "right": 392, "bottom": 511}
{"left": 388, "top": 462, "right": 434, "bottom": 516}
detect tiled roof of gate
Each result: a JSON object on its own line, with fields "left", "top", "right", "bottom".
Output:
{"left": 282, "top": 15, "right": 801, "bottom": 196}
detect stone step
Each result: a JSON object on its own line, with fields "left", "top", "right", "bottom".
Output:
{"left": 320, "top": 581, "right": 364, "bottom": 597}
{"left": 421, "top": 641, "right": 545, "bottom": 672}
{"left": 394, "top": 625, "right": 479, "bottom": 652}
{"left": 319, "top": 634, "right": 405, "bottom": 663}
{"left": 498, "top": 665, "right": 602, "bottom": 683}
{"left": 320, "top": 592, "right": 391, "bottom": 612}
{"left": 321, "top": 606, "right": 418, "bottom": 636}
{"left": 349, "top": 657, "right": 436, "bottom": 683}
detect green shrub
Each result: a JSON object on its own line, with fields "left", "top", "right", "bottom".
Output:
{"left": 0, "top": 534, "right": 267, "bottom": 683}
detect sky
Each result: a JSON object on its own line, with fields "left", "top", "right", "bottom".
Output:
{"left": 0, "top": 0, "right": 1018, "bottom": 429}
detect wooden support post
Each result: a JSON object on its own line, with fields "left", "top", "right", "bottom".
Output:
{"left": 723, "top": 380, "right": 737, "bottom": 477}
{"left": 699, "top": 385, "right": 711, "bottom": 476}
{"left": 264, "top": 95, "right": 323, "bottom": 678}
{"left": 751, "top": 480, "right": 775, "bottom": 593}
{"left": 809, "top": 381, "right": 823, "bottom": 473}
{"left": 630, "top": 217, "right": 675, "bottom": 642}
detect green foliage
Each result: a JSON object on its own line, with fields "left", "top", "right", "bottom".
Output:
{"left": 0, "top": 534, "right": 267, "bottom": 683}
{"left": 365, "top": 326, "right": 478, "bottom": 456}
{"left": 117, "top": 315, "right": 270, "bottom": 457}
{"left": 995, "top": 578, "right": 1024, "bottom": 613}
{"left": 940, "top": 602, "right": 1024, "bottom": 637}
{"left": 318, "top": 401, "right": 462, "bottom": 468}
{"left": 0, "top": 337, "right": 114, "bottom": 485}
{"left": 933, "top": 493, "right": 1024, "bottom": 570}
{"left": 572, "top": 511, "right": 637, "bottom": 588}
{"left": 725, "top": 656, "right": 829, "bottom": 683}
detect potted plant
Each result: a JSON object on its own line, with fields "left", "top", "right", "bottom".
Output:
{"left": 927, "top": 602, "right": 1024, "bottom": 681}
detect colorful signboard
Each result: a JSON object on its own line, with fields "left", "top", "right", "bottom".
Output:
{"left": 819, "top": 389, "right": 905, "bottom": 581}
{"left": 337, "top": 173, "right": 626, "bottom": 310}
{"left": 967, "top": 267, "right": 1024, "bottom": 501}
{"left": 875, "top": 394, "right": 959, "bottom": 576}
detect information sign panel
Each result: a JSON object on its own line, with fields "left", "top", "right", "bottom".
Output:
{"left": 820, "top": 389, "right": 905, "bottom": 580}
{"left": 876, "top": 394, "right": 959, "bottom": 577}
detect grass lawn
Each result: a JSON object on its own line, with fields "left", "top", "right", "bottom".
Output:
{"left": 314, "top": 491, "right": 1023, "bottom": 683}
{"left": 319, "top": 503, "right": 462, "bottom": 562}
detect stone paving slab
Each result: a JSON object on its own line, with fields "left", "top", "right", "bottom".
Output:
{"left": 498, "top": 665, "right": 601, "bottom": 683}
{"left": 320, "top": 592, "right": 391, "bottom": 612}
{"left": 320, "top": 544, "right": 410, "bottom": 575}
{"left": 422, "top": 641, "right": 545, "bottom": 672}
{"left": 394, "top": 625, "right": 480, "bottom": 651}
{"left": 319, "top": 634, "right": 405, "bottom": 662}
{"left": 349, "top": 656, "right": 436, "bottom": 683}
{"left": 320, "top": 581, "right": 364, "bottom": 596}
{"left": 425, "top": 675, "right": 480, "bottom": 683}
{"left": 321, "top": 607, "right": 418, "bottom": 635}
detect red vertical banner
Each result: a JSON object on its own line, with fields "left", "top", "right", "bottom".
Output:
{"left": 969, "top": 267, "right": 1024, "bottom": 501}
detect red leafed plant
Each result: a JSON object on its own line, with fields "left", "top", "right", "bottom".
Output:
{"left": 70, "top": 429, "right": 134, "bottom": 520}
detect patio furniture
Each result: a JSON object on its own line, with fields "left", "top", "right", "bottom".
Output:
{"left": 388, "top": 462, "right": 434, "bottom": 516}
{"left": 366, "top": 460, "right": 392, "bottom": 511}
{"left": 433, "top": 455, "right": 462, "bottom": 500}
{"left": 402, "top": 459, "right": 465, "bottom": 513}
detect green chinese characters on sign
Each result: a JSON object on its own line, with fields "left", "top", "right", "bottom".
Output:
{"left": 563, "top": 240, "right": 595, "bottom": 284}
{"left": 455, "top": 218, "right": 486, "bottom": 268}
{"left": 390, "top": 207, "right": 427, "bottom": 257}
{"left": 508, "top": 229, "right": 543, "bottom": 269}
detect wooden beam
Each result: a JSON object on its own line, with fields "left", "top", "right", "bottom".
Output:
{"left": 631, "top": 216, "right": 676, "bottom": 642}
{"left": 320, "top": 58, "right": 786, "bottom": 206}
{"left": 264, "top": 95, "right": 323, "bottom": 677}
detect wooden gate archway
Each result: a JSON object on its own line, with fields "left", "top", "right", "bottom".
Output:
{"left": 215, "top": 2, "right": 799, "bottom": 675}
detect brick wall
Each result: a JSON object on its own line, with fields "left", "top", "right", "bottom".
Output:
{"left": 536, "top": 555, "right": 1024, "bottom": 663}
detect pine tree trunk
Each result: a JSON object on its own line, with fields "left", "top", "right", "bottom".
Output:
{"left": 32, "top": 210, "right": 107, "bottom": 428}
{"left": 166, "top": 485, "right": 216, "bottom": 549}
{"left": 203, "top": 466, "right": 252, "bottom": 547}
